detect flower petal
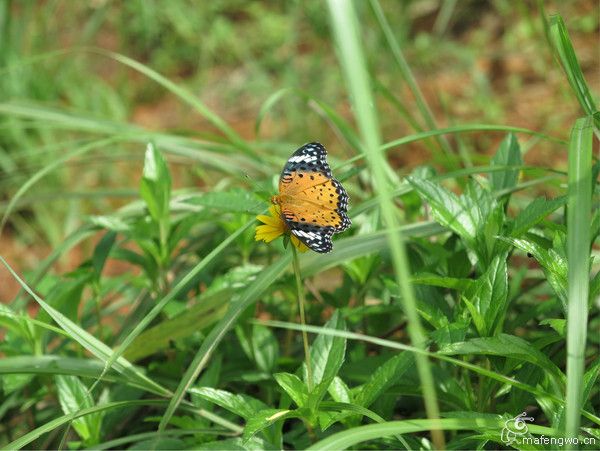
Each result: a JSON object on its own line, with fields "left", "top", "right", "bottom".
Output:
{"left": 291, "top": 235, "right": 309, "bottom": 253}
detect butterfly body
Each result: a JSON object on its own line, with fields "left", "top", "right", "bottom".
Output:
{"left": 272, "top": 142, "right": 350, "bottom": 253}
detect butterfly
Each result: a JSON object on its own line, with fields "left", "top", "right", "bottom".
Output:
{"left": 271, "top": 142, "right": 351, "bottom": 253}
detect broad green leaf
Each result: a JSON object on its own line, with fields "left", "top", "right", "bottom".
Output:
{"left": 354, "top": 352, "right": 413, "bottom": 408}
{"left": 430, "top": 320, "right": 470, "bottom": 348}
{"left": 189, "top": 387, "right": 268, "bottom": 421}
{"left": 273, "top": 373, "right": 308, "bottom": 407}
{"left": 590, "top": 270, "right": 600, "bottom": 300}
{"left": 540, "top": 319, "right": 566, "bottom": 337}
{"left": 412, "top": 273, "right": 474, "bottom": 291}
{"left": 139, "top": 143, "right": 171, "bottom": 225}
{"left": 252, "top": 324, "right": 279, "bottom": 374}
{"left": 318, "top": 401, "right": 394, "bottom": 433}
{"left": 490, "top": 134, "right": 522, "bottom": 193}
{"left": 92, "top": 231, "right": 117, "bottom": 279}
{"left": 510, "top": 197, "right": 565, "bottom": 237}
{"left": 407, "top": 176, "right": 476, "bottom": 242}
{"left": 243, "top": 408, "right": 309, "bottom": 441}
{"left": 583, "top": 359, "right": 600, "bottom": 406}
{"left": 328, "top": 376, "right": 352, "bottom": 404}
{"left": 440, "top": 334, "right": 564, "bottom": 384}
{"left": 500, "top": 236, "right": 567, "bottom": 312}
{"left": 55, "top": 375, "right": 101, "bottom": 445}
{"left": 304, "top": 311, "right": 346, "bottom": 405}
{"left": 462, "top": 254, "right": 509, "bottom": 336}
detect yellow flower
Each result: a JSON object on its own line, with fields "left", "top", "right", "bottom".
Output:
{"left": 255, "top": 204, "right": 309, "bottom": 252}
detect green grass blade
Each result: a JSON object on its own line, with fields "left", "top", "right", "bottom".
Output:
{"left": 305, "top": 417, "right": 564, "bottom": 450}
{"left": 370, "top": 0, "right": 454, "bottom": 159}
{"left": 0, "top": 257, "right": 170, "bottom": 397}
{"left": 85, "top": 48, "right": 253, "bottom": 154}
{"left": 0, "top": 356, "right": 127, "bottom": 385}
{"left": 337, "top": 123, "right": 565, "bottom": 170}
{"left": 326, "top": 1, "right": 443, "bottom": 447}
{"left": 89, "top": 217, "right": 256, "bottom": 393}
{"left": 565, "top": 116, "right": 593, "bottom": 437}
{"left": 0, "top": 137, "right": 121, "bottom": 236}
{"left": 548, "top": 16, "right": 599, "bottom": 128}
{"left": 307, "top": 418, "right": 495, "bottom": 450}
{"left": 89, "top": 429, "right": 233, "bottom": 451}
{"left": 6, "top": 399, "right": 167, "bottom": 450}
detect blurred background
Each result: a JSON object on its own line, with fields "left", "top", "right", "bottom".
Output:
{"left": 1, "top": 0, "right": 598, "bottom": 300}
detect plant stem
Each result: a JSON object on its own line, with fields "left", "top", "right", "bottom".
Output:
{"left": 291, "top": 245, "right": 313, "bottom": 392}
{"left": 565, "top": 116, "right": 593, "bottom": 438}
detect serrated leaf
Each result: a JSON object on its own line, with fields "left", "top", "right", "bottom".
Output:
{"left": 140, "top": 143, "right": 171, "bottom": 224}
{"left": 252, "top": 325, "right": 279, "bottom": 373}
{"left": 583, "top": 358, "right": 600, "bottom": 406}
{"left": 354, "top": 352, "right": 413, "bottom": 408}
{"left": 462, "top": 254, "right": 509, "bottom": 336}
{"left": 189, "top": 387, "right": 268, "bottom": 420}
{"left": 407, "top": 176, "right": 477, "bottom": 242}
{"left": 273, "top": 373, "right": 308, "bottom": 407}
{"left": 490, "top": 133, "right": 522, "bottom": 192}
{"left": 440, "top": 334, "right": 564, "bottom": 383}
{"left": 411, "top": 273, "right": 474, "bottom": 291}
{"left": 55, "top": 375, "right": 101, "bottom": 445}
{"left": 510, "top": 197, "right": 565, "bottom": 237}
{"left": 431, "top": 320, "right": 470, "bottom": 347}
{"left": 500, "top": 236, "right": 567, "bottom": 312}
{"left": 304, "top": 311, "right": 346, "bottom": 405}
{"left": 539, "top": 318, "right": 566, "bottom": 337}
{"left": 328, "top": 376, "right": 352, "bottom": 404}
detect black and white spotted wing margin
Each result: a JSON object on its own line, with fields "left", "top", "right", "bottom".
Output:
{"left": 280, "top": 142, "right": 331, "bottom": 180}
{"left": 330, "top": 178, "right": 351, "bottom": 232}
{"left": 290, "top": 224, "right": 335, "bottom": 254}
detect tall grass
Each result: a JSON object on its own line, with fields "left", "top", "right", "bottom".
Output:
{"left": 326, "top": 0, "right": 443, "bottom": 448}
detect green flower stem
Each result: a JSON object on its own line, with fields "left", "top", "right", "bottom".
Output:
{"left": 292, "top": 245, "right": 313, "bottom": 392}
